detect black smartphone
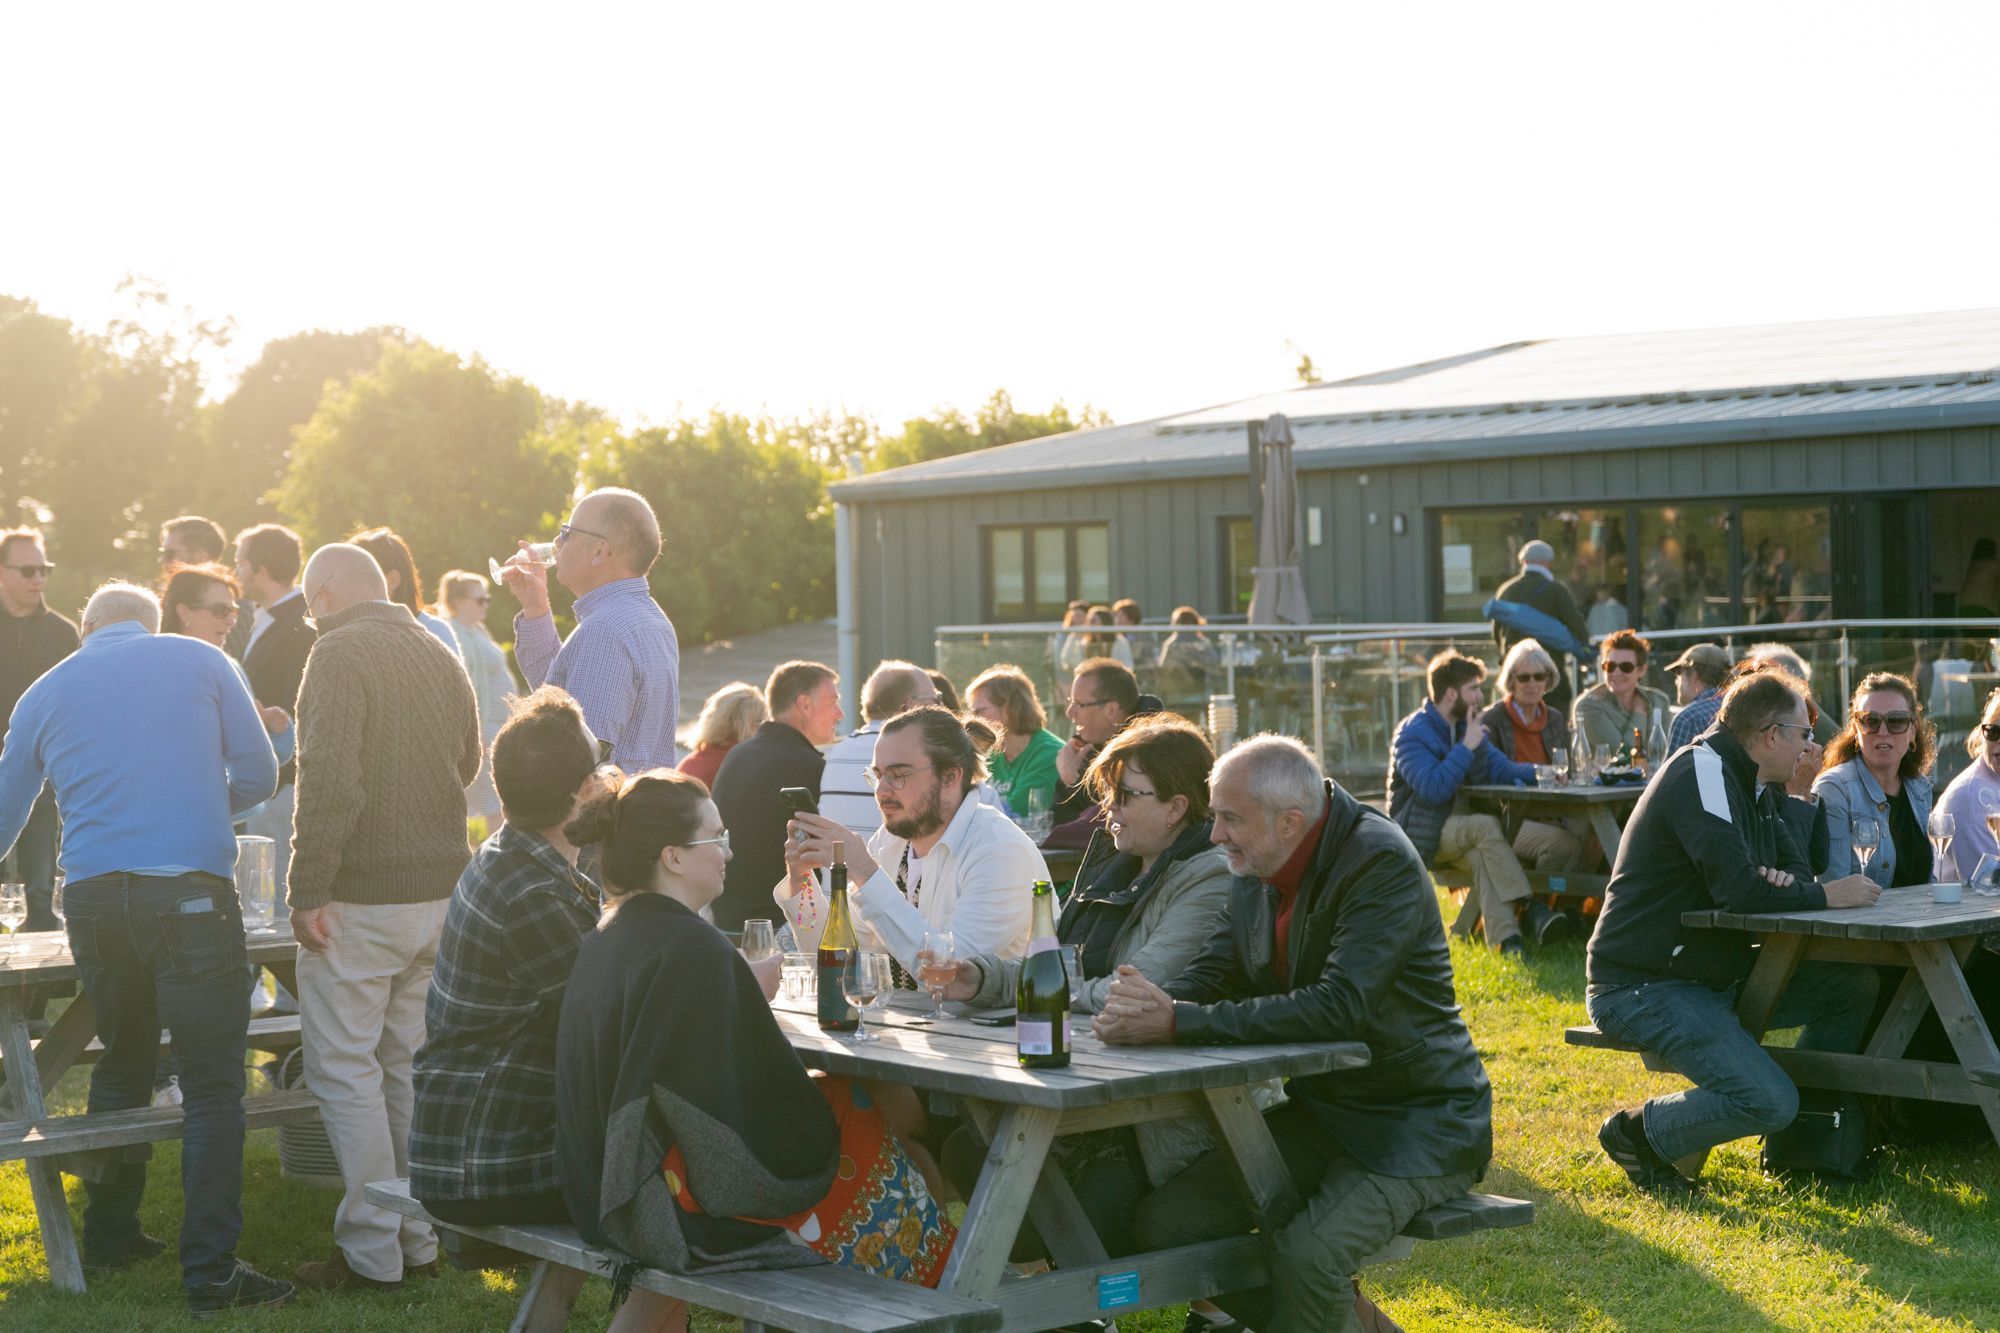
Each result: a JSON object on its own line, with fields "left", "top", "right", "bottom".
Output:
{"left": 780, "top": 787, "right": 818, "bottom": 818}
{"left": 969, "top": 1010, "right": 1017, "bottom": 1027}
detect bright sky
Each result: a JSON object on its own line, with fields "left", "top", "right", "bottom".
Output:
{"left": 7, "top": 3, "right": 2000, "bottom": 430}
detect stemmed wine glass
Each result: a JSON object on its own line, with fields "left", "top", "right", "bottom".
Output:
{"left": 1929, "top": 810, "right": 1958, "bottom": 884}
{"left": 487, "top": 542, "right": 558, "bottom": 584}
{"left": 1850, "top": 818, "right": 1880, "bottom": 882}
{"left": 0, "top": 883, "right": 25, "bottom": 956}
{"left": 843, "top": 952, "right": 892, "bottom": 1043}
{"left": 918, "top": 928, "right": 957, "bottom": 1019}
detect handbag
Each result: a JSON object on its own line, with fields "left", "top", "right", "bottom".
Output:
{"left": 1760, "top": 1090, "right": 1871, "bottom": 1181}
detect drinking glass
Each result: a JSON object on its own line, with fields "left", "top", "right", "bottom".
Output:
{"left": 1929, "top": 810, "right": 1958, "bottom": 884}
{"left": 781, "top": 951, "right": 815, "bottom": 1001}
{"left": 1021, "top": 786, "right": 1054, "bottom": 844}
{"left": 740, "top": 919, "right": 778, "bottom": 965}
{"left": 1549, "top": 746, "right": 1571, "bottom": 785}
{"left": 49, "top": 875, "right": 64, "bottom": 929}
{"left": 843, "top": 952, "right": 892, "bottom": 1043}
{"left": 487, "top": 541, "right": 558, "bottom": 584}
{"left": 0, "top": 883, "right": 25, "bottom": 954}
{"left": 1058, "top": 944, "right": 1082, "bottom": 1008}
{"left": 919, "top": 927, "right": 957, "bottom": 1019}
{"left": 235, "top": 836, "right": 279, "bottom": 935}
{"left": 1595, "top": 741, "right": 1619, "bottom": 777}
{"left": 1850, "top": 818, "right": 1880, "bottom": 879}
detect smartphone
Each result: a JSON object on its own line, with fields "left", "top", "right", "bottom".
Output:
{"left": 969, "top": 1010, "right": 1017, "bottom": 1027}
{"left": 780, "top": 787, "right": 818, "bottom": 818}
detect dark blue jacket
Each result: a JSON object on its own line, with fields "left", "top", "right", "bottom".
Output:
{"left": 1387, "top": 701, "right": 1536, "bottom": 861}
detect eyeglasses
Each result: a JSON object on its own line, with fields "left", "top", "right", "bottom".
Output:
{"left": 1108, "top": 783, "right": 1158, "bottom": 806}
{"left": 557, "top": 522, "right": 609, "bottom": 545}
{"left": 681, "top": 831, "right": 731, "bottom": 850}
{"left": 1981, "top": 723, "right": 2000, "bottom": 743}
{"left": 1514, "top": 671, "right": 1551, "bottom": 685}
{"left": 5, "top": 564, "right": 53, "bottom": 578}
{"left": 1767, "top": 721, "right": 1814, "bottom": 740}
{"left": 863, "top": 763, "right": 933, "bottom": 791}
{"left": 1856, "top": 712, "right": 1914, "bottom": 735}
{"left": 1069, "top": 696, "right": 1115, "bottom": 710}
{"left": 188, "top": 601, "right": 238, "bottom": 617}
{"left": 1602, "top": 660, "right": 1640, "bottom": 674}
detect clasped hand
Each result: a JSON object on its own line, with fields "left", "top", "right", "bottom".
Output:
{"left": 1090, "top": 965, "right": 1175, "bottom": 1045}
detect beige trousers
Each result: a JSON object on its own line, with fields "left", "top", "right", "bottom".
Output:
{"left": 1514, "top": 818, "right": 1584, "bottom": 873}
{"left": 1435, "top": 813, "right": 1533, "bottom": 949}
{"left": 298, "top": 898, "right": 450, "bottom": 1280}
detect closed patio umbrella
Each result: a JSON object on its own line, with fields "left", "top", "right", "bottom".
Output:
{"left": 1248, "top": 413, "right": 1311, "bottom": 624}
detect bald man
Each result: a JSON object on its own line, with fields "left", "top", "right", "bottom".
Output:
{"left": 288, "top": 544, "right": 480, "bottom": 1294}
{"left": 499, "top": 487, "right": 682, "bottom": 769}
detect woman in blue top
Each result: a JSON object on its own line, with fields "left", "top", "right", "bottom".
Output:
{"left": 1812, "top": 673, "right": 1935, "bottom": 887}
{"left": 161, "top": 563, "right": 295, "bottom": 784}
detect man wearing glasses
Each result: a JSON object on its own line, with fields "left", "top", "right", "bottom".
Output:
{"left": 1586, "top": 669, "right": 1881, "bottom": 1194}
{"left": 499, "top": 487, "right": 681, "bottom": 772}
{"left": 0, "top": 526, "right": 78, "bottom": 933}
{"left": 1047, "top": 657, "right": 1161, "bottom": 846}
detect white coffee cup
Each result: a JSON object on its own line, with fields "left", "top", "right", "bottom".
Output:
{"left": 1933, "top": 880, "right": 1963, "bottom": 905}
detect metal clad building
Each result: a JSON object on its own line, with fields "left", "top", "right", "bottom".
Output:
{"left": 831, "top": 309, "right": 2000, "bottom": 672}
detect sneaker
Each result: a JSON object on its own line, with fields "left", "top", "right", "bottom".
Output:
{"left": 152, "top": 1077, "right": 183, "bottom": 1109}
{"left": 186, "top": 1261, "right": 296, "bottom": 1320}
{"left": 1498, "top": 936, "right": 1527, "bottom": 960}
{"left": 293, "top": 1250, "right": 402, "bottom": 1292}
{"left": 1598, "top": 1109, "right": 1695, "bottom": 1195}
{"left": 81, "top": 1231, "right": 167, "bottom": 1276}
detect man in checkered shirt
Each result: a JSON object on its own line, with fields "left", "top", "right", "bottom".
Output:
{"left": 501, "top": 488, "right": 681, "bottom": 771}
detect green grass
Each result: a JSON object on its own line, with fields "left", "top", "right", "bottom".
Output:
{"left": 5, "top": 888, "right": 1998, "bottom": 1330}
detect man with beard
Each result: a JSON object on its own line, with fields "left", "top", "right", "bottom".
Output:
{"left": 1387, "top": 649, "right": 1566, "bottom": 958}
{"left": 787, "top": 705, "right": 1047, "bottom": 982}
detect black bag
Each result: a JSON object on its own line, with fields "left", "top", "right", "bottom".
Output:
{"left": 1760, "top": 1090, "right": 1871, "bottom": 1181}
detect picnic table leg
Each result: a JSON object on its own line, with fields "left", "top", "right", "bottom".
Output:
{"left": 0, "top": 990, "right": 94, "bottom": 1118}
{"left": 935, "top": 1103, "right": 1060, "bottom": 1300}
{"left": 1908, "top": 940, "right": 2000, "bottom": 1145}
{"left": 0, "top": 988, "right": 86, "bottom": 1294}
{"left": 1862, "top": 967, "right": 1935, "bottom": 1059}
{"left": 960, "top": 1097, "right": 1111, "bottom": 1270}
{"left": 1733, "top": 933, "right": 1807, "bottom": 1039}
{"left": 1201, "top": 1085, "right": 1303, "bottom": 1231}
{"left": 507, "top": 1260, "right": 587, "bottom": 1333}
{"left": 1586, "top": 805, "right": 1625, "bottom": 869}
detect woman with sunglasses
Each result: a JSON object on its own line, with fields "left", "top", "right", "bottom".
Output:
{"left": 162, "top": 562, "right": 295, "bottom": 778}
{"left": 1812, "top": 674, "right": 1936, "bottom": 887}
{"left": 1933, "top": 687, "right": 2000, "bottom": 883}
{"left": 1481, "top": 639, "right": 1584, "bottom": 872}
{"left": 1572, "top": 628, "right": 1672, "bottom": 755}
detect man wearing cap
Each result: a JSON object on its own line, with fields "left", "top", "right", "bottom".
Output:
{"left": 1492, "top": 540, "right": 1589, "bottom": 713}
{"left": 1666, "top": 643, "right": 1731, "bottom": 753}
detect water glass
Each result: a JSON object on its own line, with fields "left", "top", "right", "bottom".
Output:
{"left": 235, "top": 836, "right": 278, "bottom": 934}
{"left": 487, "top": 541, "right": 558, "bottom": 583}
{"left": 843, "top": 952, "right": 893, "bottom": 1043}
{"left": 781, "top": 951, "right": 815, "bottom": 1001}
{"left": 1058, "top": 944, "right": 1082, "bottom": 1007}
{"left": 740, "top": 919, "right": 778, "bottom": 964}
{"left": 0, "top": 882, "right": 24, "bottom": 954}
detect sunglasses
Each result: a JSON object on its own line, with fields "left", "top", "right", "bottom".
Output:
{"left": 5, "top": 564, "right": 54, "bottom": 578}
{"left": 1981, "top": 724, "right": 2000, "bottom": 744}
{"left": 1602, "top": 660, "right": 1640, "bottom": 674}
{"left": 188, "top": 601, "right": 238, "bottom": 617}
{"left": 1108, "top": 783, "right": 1158, "bottom": 806}
{"left": 1856, "top": 712, "right": 1914, "bottom": 736}
{"left": 1514, "top": 671, "right": 1551, "bottom": 685}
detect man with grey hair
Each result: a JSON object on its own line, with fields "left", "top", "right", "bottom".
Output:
{"left": 499, "top": 487, "right": 681, "bottom": 770}
{"left": 1492, "top": 538, "right": 1588, "bottom": 713}
{"left": 0, "top": 581, "right": 291, "bottom": 1314}
{"left": 1097, "top": 734, "right": 1491, "bottom": 1333}
{"left": 817, "top": 660, "right": 939, "bottom": 837}
{"left": 288, "top": 544, "right": 480, "bottom": 1294}
{"left": 1741, "top": 642, "right": 1833, "bottom": 744}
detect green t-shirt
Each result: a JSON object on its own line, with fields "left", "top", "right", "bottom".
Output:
{"left": 987, "top": 728, "right": 1065, "bottom": 817}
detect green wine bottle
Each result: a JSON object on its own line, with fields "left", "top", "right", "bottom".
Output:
{"left": 817, "top": 843, "right": 858, "bottom": 1032}
{"left": 1016, "top": 879, "right": 1070, "bottom": 1069}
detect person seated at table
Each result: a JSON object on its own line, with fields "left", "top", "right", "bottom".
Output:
{"left": 1813, "top": 673, "right": 1935, "bottom": 888}
{"left": 1048, "top": 657, "right": 1163, "bottom": 847}
{"left": 555, "top": 771, "right": 955, "bottom": 1333}
{"left": 0, "top": 582, "right": 292, "bottom": 1316}
{"left": 1586, "top": 669, "right": 1882, "bottom": 1195}
{"left": 817, "top": 660, "right": 938, "bottom": 842}
{"left": 932, "top": 716, "right": 1235, "bottom": 1253}
{"left": 1666, "top": 643, "right": 1731, "bottom": 752}
{"left": 1742, "top": 642, "right": 1836, "bottom": 744}
{"left": 1479, "top": 638, "right": 1584, "bottom": 875}
{"left": 1932, "top": 687, "right": 2000, "bottom": 883}
{"left": 1389, "top": 648, "right": 1569, "bottom": 956}
{"left": 1572, "top": 628, "right": 1672, "bottom": 755}
{"left": 1155, "top": 604, "right": 1219, "bottom": 699}
{"left": 409, "top": 687, "right": 615, "bottom": 1231}
{"left": 1095, "top": 735, "right": 1492, "bottom": 1333}
{"left": 1734, "top": 659, "right": 1831, "bottom": 874}
{"left": 967, "top": 664, "right": 1064, "bottom": 821}
{"left": 675, "top": 681, "right": 766, "bottom": 789}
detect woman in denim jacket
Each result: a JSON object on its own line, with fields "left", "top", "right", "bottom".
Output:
{"left": 1812, "top": 673, "right": 1936, "bottom": 887}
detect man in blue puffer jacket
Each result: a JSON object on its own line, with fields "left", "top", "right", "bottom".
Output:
{"left": 1388, "top": 649, "right": 1571, "bottom": 956}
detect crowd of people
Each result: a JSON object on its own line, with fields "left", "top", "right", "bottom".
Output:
{"left": 5, "top": 512, "right": 1999, "bottom": 1330}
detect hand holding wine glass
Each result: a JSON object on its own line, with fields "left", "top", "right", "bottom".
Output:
{"left": 918, "top": 928, "right": 957, "bottom": 1018}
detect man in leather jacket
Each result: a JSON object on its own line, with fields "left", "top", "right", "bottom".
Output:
{"left": 1097, "top": 735, "right": 1490, "bottom": 1333}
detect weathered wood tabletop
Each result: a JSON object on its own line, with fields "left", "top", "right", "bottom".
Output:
{"left": 1683, "top": 887, "right": 2000, "bottom": 1144}
{"left": 1461, "top": 782, "right": 1644, "bottom": 867}
{"left": 771, "top": 991, "right": 1368, "bottom": 1328}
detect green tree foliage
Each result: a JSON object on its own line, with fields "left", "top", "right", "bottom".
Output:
{"left": 868, "top": 389, "right": 1108, "bottom": 473}
{"left": 275, "top": 341, "right": 573, "bottom": 604}
{"left": 580, "top": 414, "right": 835, "bottom": 645}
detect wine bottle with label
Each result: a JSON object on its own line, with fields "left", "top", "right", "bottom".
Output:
{"left": 817, "top": 843, "right": 858, "bottom": 1032}
{"left": 1016, "top": 879, "right": 1070, "bottom": 1068}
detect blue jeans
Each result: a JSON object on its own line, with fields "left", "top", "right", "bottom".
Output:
{"left": 65, "top": 872, "right": 252, "bottom": 1287}
{"left": 1587, "top": 963, "right": 1879, "bottom": 1162}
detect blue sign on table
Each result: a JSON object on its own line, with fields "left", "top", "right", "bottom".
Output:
{"left": 1098, "top": 1270, "right": 1141, "bottom": 1310}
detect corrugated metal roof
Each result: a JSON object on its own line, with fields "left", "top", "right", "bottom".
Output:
{"left": 832, "top": 307, "right": 2000, "bottom": 501}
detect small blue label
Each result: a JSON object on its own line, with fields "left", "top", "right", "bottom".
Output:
{"left": 1549, "top": 876, "right": 1567, "bottom": 893}
{"left": 1097, "top": 1271, "right": 1141, "bottom": 1311}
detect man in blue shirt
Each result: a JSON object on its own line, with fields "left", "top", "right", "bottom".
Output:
{"left": 1666, "top": 643, "right": 1729, "bottom": 753}
{"left": 0, "top": 582, "right": 294, "bottom": 1318}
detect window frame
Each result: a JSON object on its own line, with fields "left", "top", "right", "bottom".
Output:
{"left": 981, "top": 520, "right": 1112, "bottom": 622}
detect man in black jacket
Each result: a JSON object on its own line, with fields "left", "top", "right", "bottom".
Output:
{"left": 1097, "top": 735, "right": 1489, "bottom": 1333}
{"left": 710, "top": 660, "right": 842, "bottom": 933}
{"left": 0, "top": 527, "right": 78, "bottom": 932}
{"left": 235, "top": 523, "right": 316, "bottom": 910}
{"left": 1492, "top": 539, "right": 1589, "bottom": 713}
{"left": 1586, "top": 670, "right": 1879, "bottom": 1193}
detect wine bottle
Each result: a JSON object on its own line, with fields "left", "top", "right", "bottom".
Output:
{"left": 1016, "top": 880, "right": 1070, "bottom": 1069}
{"left": 1647, "top": 710, "right": 1669, "bottom": 766}
{"left": 817, "top": 843, "right": 858, "bottom": 1032}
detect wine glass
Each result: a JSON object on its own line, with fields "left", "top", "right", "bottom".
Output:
{"left": 1850, "top": 818, "right": 1880, "bottom": 881}
{"left": 487, "top": 541, "right": 558, "bottom": 584}
{"left": 235, "top": 836, "right": 278, "bottom": 935}
{"left": 1058, "top": 944, "right": 1083, "bottom": 1008}
{"left": 48, "top": 875, "right": 63, "bottom": 931}
{"left": 918, "top": 928, "right": 957, "bottom": 1019}
{"left": 740, "top": 919, "right": 778, "bottom": 965}
{"left": 1929, "top": 810, "right": 1958, "bottom": 884}
{"left": 842, "top": 952, "right": 892, "bottom": 1043}
{"left": 0, "top": 883, "right": 24, "bottom": 955}
{"left": 1549, "top": 746, "right": 1571, "bottom": 786}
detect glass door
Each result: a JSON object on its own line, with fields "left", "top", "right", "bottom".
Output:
{"left": 1833, "top": 494, "right": 1929, "bottom": 620}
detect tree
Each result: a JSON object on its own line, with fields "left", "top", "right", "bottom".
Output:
{"left": 275, "top": 342, "right": 574, "bottom": 602}
{"left": 867, "top": 389, "right": 1109, "bottom": 473}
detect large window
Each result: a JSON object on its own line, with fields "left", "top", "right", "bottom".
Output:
{"left": 1741, "top": 503, "right": 1832, "bottom": 624}
{"left": 1636, "top": 505, "right": 1732, "bottom": 630}
{"left": 986, "top": 523, "right": 1110, "bottom": 620}
{"left": 1436, "top": 507, "right": 1627, "bottom": 622}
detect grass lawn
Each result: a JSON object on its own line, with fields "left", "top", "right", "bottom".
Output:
{"left": 4, "top": 886, "right": 1998, "bottom": 1330}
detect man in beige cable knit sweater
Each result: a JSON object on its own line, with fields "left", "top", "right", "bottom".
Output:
{"left": 285, "top": 544, "right": 480, "bottom": 1294}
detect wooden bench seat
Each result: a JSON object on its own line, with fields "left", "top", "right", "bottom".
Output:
{"left": 0, "top": 1087, "right": 322, "bottom": 1163}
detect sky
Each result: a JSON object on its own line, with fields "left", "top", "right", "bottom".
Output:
{"left": 7, "top": 3, "right": 2000, "bottom": 430}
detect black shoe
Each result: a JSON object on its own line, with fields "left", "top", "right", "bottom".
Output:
{"left": 82, "top": 1232, "right": 167, "bottom": 1276}
{"left": 1524, "top": 901, "right": 1574, "bottom": 948}
{"left": 186, "top": 1261, "right": 296, "bottom": 1320}
{"left": 1498, "top": 936, "right": 1527, "bottom": 960}
{"left": 1183, "top": 1311, "right": 1243, "bottom": 1333}
{"left": 1598, "top": 1109, "right": 1695, "bottom": 1195}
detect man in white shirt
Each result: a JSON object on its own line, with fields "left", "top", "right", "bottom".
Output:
{"left": 787, "top": 706, "right": 1047, "bottom": 979}
{"left": 817, "top": 661, "right": 937, "bottom": 838}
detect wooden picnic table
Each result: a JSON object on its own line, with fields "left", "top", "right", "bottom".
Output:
{"left": 1682, "top": 887, "right": 2000, "bottom": 1146}
{"left": 0, "top": 925, "right": 311, "bottom": 1293}
{"left": 1460, "top": 782, "right": 1645, "bottom": 869}
{"left": 770, "top": 991, "right": 1368, "bottom": 1328}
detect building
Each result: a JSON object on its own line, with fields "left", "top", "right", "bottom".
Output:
{"left": 830, "top": 307, "right": 2000, "bottom": 683}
